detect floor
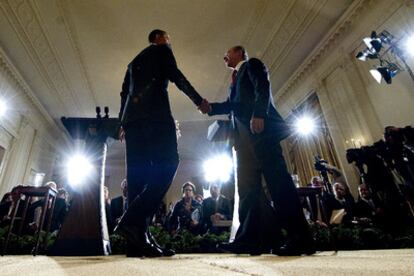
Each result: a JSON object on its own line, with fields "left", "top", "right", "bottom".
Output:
{"left": 1, "top": 249, "right": 414, "bottom": 275}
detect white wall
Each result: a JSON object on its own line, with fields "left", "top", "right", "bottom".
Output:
{"left": 0, "top": 47, "right": 63, "bottom": 196}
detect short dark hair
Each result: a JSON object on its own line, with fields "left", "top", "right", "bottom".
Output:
{"left": 233, "top": 45, "right": 248, "bottom": 60}
{"left": 182, "top": 182, "right": 196, "bottom": 193}
{"left": 148, "top": 29, "right": 167, "bottom": 43}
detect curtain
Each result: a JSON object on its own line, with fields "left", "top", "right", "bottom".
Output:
{"left": 282, "top": 93, "right": 340, "bottom": 187}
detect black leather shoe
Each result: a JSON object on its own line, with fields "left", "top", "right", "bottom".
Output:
{"left": 218, "top": 242, "right": 262, "bottom": 256}
{"left": 114, "top": 223, "right": 163, "bottom": 257}
{"left": 147, "top": 231, "right": 175, "bottom": 257}
{"left": 272, "top": 239, "right": 316, "bottom": 256}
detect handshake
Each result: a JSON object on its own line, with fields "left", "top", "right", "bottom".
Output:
{"left": 197, "top": 99, "right": 211, "bottom": 114}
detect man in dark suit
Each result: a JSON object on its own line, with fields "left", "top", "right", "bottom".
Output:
{"left": 205, "top": 46, "right": 314, "bottom": 255}
{"left": 110, "top": 179, "right": 128, "bottom": 230}
{"left": 116, "top": 29, "right": 210, "bottom": 257}
{"left": 201, "top": 183, "right": 232, "bottom": 234}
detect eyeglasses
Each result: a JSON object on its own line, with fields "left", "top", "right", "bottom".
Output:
{"left": 183, "top": 188, "right": 193, "bottom": 192}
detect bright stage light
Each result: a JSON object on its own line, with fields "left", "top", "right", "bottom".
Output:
{"left": 295, "top": 116, "right": 316, "bottom": 136}
{"left": 66, "top": 154, "right": 93, "bottom": 187}
{"left": 0, "top": 99, "right": 7, "bottom": 117}
{"left": 406, "top": 35, "right": 414, "bottom": 56}
{"left": 203, "top": 154, "right": 233, "bottom": 183}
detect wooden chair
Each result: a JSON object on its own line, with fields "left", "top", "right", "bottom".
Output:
{"left": 2, "top": 186, "right": 57, "bottom": 255}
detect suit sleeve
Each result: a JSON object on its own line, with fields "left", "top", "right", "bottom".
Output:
{"left": 161, "top": 45, "right": 203, "bottom": 106}
{"left": 246, "top": 58, "right": 271, "bottom": 118}
{"left": 119, "top": 69, "right": 130, "bottom": 120}
{"left": 208, "top": 98, "right": 231, "bottom": 116}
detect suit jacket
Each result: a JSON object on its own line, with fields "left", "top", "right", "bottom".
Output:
{"left": 120, "top": 44, "right": 203, "bottom": 124}
{"left": 110, "top": 196, "right": 125, "bottom": 223}
{"left": 208, "top": 58, "right": 291, "bottom": 142}
{"left": 202, "top": 195, "right": 232, "bottom": 230}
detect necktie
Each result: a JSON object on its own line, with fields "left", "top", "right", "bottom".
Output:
{"left": 230, "top": 70, "right": 237, "bottom": 100}
{"left": 231, "top": 70, "right": 237, "bottom": 86}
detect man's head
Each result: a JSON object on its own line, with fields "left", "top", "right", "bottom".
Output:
{"left": 209, "top": 183, "right": 221, "bottom": 199}
{"left": 148, "top": 29, "right": 170, "bottom": 45}
{"left": 333, "top": 182, "right": 347, "bottom": 200}
{"left": 57, "top": 188, "right": 68, "bottom": 200}
{"left": 358, "top": 183, "right": 371, "bottom": 200}
{"left": 45, "top": 181, "right": 57, "bottom": 191}
{"left": 310, "top": 176, "right": 323, "bottom": 187}
{"left": 182, "top": 182, "right": 195, "bottom": 199}
{"left": 223, "top": 46, "right": 248, "bottom": 69}
{"left": 121, "top": 178, "right": 128, "bottom": 197}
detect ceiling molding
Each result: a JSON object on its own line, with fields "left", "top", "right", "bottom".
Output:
{"left": 56, "top": 0, "right": 98, "bottom": 106}
{"left": 0, "top": 45, "right": 68, "bottom": 145}
{"left": 0, "top": 0, "right": 84, "bottom": 115}
{"left": 274, "top": 0, "right": 375, "bottom": 100}
{"left": 266, "top": 0, "right": 329, "bottom": 75}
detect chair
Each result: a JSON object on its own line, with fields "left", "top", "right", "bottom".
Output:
{"left": 2, "top": 186, "right": 57, "bottom": 255}
{"left": 296, "top": 186, "right": 328, "bottom": 223}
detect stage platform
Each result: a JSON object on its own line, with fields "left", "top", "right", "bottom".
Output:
{"left": 1, "top": 249, "right": 414, "bottom": 275}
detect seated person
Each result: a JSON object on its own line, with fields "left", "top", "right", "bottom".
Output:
{"left": 325, "top": 182, "right": 355, "bottom": 224}
{"left": 0, "top": 192, "right": 12, "bottom": 220}
{"left": 354, "top": 183, "right": 384, "bottom": 226}
{"left": 201, "top": 183, "right": 232, "bottom": 234}
{"left": 0, "top": 185, "right": 35, "bottom": 232}
{"left": 307, "top": 176, "right": 324, "bottom": 188}
{"left": 169, "top": 182, "right": 202, "bottom": 235}
{"left": 110, "top": 179, "right": 128, "bottom": 228}
{"left": 30, "top": 182, "right": 69, "bottom": 233}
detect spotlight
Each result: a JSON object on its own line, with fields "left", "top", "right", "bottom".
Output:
{"left": 370, "top": 63, "right": 399, "bottom": 84}
{"left": 356, "top": 49, "right": 378, "bottom": 61}
{"left": 66, "top": 154, "right": 94, "bottom": 187}
{"left": 363, "top": 31, "right": 382, "bottom": 53}
{"left": 0, "top": 99, "right": 7, "bottom": 117}
{"left": 203, "top": 154, "right": 233, "bottom": 183}
{"left": 295, "top": 116, "right": 316, "bottom": 136}
{"left": 406, "top": 35, "right": 414, "bottom": 56}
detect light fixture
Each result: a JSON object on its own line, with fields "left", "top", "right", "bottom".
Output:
{"left": 203, "top": 154, "right": 233, "bottom": 183}
{"left": 0, "top": 98, "right": 7, "bottom": 117}
{"left": 295, "top": 116, "right": 316, "bottom": 136}
{"left": 370, "top": 63, "right": 400, "bottom": 84}
{"left": 66, "top": 153, "right": 94, "bottom": 188}
{"left": 405, "top": 35, "right": 414, "bottom": 56}
{"left": 356, "top": 30, "right": 414, "bottom": 84}
{"left": 356, "top": 49, "right": 378, "bottom": 61}
{"left": 362, "top": 31, "right": 382, "bottom": 53}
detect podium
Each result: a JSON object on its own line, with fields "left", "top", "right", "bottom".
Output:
{"left": 49, "top": 109, "right": 119, "bottom": 256}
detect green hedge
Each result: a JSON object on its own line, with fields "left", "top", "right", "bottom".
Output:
{"left": 1, "top": 224, "right": 414, "bottom": 255}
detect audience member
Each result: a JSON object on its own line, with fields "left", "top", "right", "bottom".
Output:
{"left": 201, "top": 183, "right": 232, "bottom": 234}
{"left": 169, "top": 182, "right": 202, "bottom": 235}
{"left": 354, "top": 183, "right": 385, "bottom": 226}
{"left": 110, "top": 179, "right": 128, "bottom": 228}
{"left": 308, "top": 176, "right": 324, "bottom": 188}
{"left": 325, "top": 182, "right": 355, "bottom": 224}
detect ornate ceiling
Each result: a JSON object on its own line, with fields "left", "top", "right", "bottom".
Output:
{"left": 0, "top": 0, "right": 353, "bottom": 124}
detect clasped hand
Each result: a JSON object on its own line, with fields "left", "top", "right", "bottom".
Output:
{"left": 197, "top": 98, "right": 211, "bottom": 114}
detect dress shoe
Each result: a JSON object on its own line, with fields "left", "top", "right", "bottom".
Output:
{"left": 272, "top": 238, "right": 316, "bottom": 256}
{"left": 147, "top": 231, "right": 175, "bottom": 257}
{"left": 126, "top": 240, "right": 163, "bottom": 257}
{"left": 114, "top": 223, "right": 163, "bottom": 257}
{"left": 217, "top": 242, "right": 262, "bottom": 256}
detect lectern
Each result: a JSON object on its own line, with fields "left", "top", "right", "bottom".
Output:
{"left": 49, "top": 108, "right": 119, "bottom": 256}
